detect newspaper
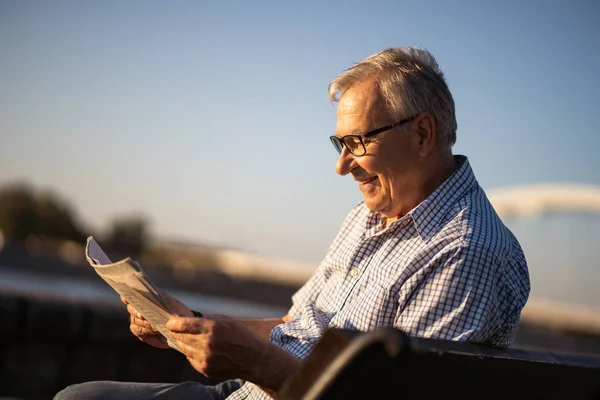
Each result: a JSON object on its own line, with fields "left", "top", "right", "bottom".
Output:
{"left": 85, "top": 236, "right": 182, "bottom": 352}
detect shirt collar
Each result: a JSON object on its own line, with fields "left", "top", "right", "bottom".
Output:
{"left": 408, "top": 155, "right": 477, "bottom": 241}
{"left": 363, "top": 155, "right": 477, "bottom": 241}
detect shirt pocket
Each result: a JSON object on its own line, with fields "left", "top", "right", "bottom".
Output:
{"left": 332, "top": 283, "right": 396, "bottom": 332}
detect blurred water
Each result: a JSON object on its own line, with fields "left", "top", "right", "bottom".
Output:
{"left": 0, "top": 266, "right": 287, "bottom": 318}
{"left": 504, "top": 212, "right": 600, "bottom": 309}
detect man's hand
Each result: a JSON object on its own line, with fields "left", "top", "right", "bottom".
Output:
{"left": 166, "top": 315, "right": 300, "bottom": 392}
{"left": 121, "top": 293, "right": 194, "bottom": 349}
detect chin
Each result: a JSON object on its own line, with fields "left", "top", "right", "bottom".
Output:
{"left": 363, "top": 197, "right": 387, "bottom": 213}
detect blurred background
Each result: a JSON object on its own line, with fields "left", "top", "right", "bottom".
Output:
{"left": 1, "top": 0, "right": 599, "bottom": 398}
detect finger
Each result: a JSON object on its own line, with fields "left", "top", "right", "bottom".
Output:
{"left": 126, "top": 304, "right": 145, "bottom": 320}
{"left": 168, "top": 329, "right": 211, "bottom": 349}
{"left": 174, "top": 342, "right": 218, "bottom": 378}
{"left": 172, "top": 337, "right": 206, "bottom": 358}
{"left": 130, "top": 324, "right": 159, "bottom": 337}
{"left": 166, "top": 317, "right": 206, "bottom": 334}
{"left": 131, "top": 315, "right": 156, "bottom": 331}
{"left": 167, "top": 331, "right": 187, "bottom": 343}
{"left": 174, "top": 342, "right": 202, "bottom": 367}
{"left": 187, "top": 357, "right": 208, "bottom": 376}
{"left": 120, "top": 296, "right": 129, "bottom": 305}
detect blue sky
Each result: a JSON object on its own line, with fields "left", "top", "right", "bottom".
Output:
{"left": 1, "top": 0, "right": 599, "bottom": 280}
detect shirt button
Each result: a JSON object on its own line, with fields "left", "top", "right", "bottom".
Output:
{"left": 350, "top": 268, "right": 359, "bottom": 277}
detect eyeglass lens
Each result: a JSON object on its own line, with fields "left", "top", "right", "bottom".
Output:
{"left": 330, "top": 135, "right": 366, "bottom": 156}
{"left": 331, "top": 137, "right": 344, "bottom": 154}
{"left": 343, "top": 136, "right": 363, "bottom": 155}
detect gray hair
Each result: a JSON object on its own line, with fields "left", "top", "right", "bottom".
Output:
{"left": 328, "top": 47, "right": 457, "bottom": 151}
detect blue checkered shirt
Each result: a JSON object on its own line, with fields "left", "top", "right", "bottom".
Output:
{"left": 228, "top": 155, "right": 530, "bottom": 399}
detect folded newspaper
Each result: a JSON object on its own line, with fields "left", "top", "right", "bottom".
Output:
{"left": 85, "top": 236, "right": 182, "bottom": 352}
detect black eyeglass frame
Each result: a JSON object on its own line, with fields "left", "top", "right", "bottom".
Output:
{"left": 329, "top": 114, "right": 419, "bottom": 156}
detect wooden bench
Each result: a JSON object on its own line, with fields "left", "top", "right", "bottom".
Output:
{"left": 279, "top": 328, "right": 600, "bottom": 400}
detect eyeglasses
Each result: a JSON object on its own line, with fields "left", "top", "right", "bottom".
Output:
{"left": 329, "top": 114, "right": 419, "bottom": 157}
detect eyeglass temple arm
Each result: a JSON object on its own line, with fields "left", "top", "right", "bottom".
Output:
{"left": 363, "top": 115, "right": 418, "bottom": 138}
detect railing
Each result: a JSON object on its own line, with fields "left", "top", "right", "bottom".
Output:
{"left": 0, "top": 293, "right": 216, "bottom": 400}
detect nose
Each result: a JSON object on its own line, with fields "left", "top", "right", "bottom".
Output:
{"left": 335, "top": 147, "right": 356, "bottom": 176}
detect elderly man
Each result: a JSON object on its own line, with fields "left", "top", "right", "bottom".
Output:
{"left": 55, "top": 46, "right": 530, "bottom": 400}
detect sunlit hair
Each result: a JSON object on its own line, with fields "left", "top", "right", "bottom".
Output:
{"left": 328, "top": 47, "right": 457, "bottom": 151}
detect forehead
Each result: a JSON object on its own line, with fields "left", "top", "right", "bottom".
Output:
{"left": 336, "top": 79, "right": 388, "bottom": 134}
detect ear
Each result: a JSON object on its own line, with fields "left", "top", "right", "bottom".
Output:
{"left": 414, "top": 113, "right": 437, "bottom": 157}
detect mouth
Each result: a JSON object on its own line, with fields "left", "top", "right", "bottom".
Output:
{"left": 356, "top": 176, "right": 378, "bottom": 187}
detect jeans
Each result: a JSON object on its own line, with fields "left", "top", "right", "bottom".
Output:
{"left": 54, "top": 379, "right": 245, "bottom": 400}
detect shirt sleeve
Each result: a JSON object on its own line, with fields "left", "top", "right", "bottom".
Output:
{"left": 394, "top": 242, "right": 511, "bottom": 346}
{"left": 288, "top": 201, "right": 366, "bottom": 318}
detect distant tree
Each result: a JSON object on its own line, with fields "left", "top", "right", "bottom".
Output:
{"left": 0, "top": 182, "right": 86, "bottom": 243}
{"left": 105, "top": 213, "right": 150, "bottom": 258}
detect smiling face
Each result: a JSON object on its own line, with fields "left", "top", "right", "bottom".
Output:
{"left": 335, "top": 79, "right": 425, "bottom": 219}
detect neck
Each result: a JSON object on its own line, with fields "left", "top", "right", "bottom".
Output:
{"left": 383, "top": 153, "right": 457, "bottom": 221}
{"left": 420, "top": 152, "right": 457, "bottom": 198}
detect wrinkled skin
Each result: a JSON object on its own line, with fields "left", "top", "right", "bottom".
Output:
{"left": 122, "top": 294, "right": 192, "bottom": 349}
{"left": 123, "top": 294, "right": 298, "bottom": 393}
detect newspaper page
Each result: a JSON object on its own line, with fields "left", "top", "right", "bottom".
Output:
{"left": 85, "top": 236, "right": 182, "bottom": 352}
